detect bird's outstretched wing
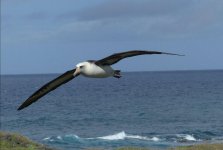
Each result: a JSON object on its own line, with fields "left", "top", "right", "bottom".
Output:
{"left": 17, "top": 68, "right": 78, "bottom": 110}
{"left": 95, "top": 50, "right": 184, "bottom": 66}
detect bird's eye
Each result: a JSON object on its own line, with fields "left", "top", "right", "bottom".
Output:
{"left": 80, "top": 66, "right": 84, "bottom": 69}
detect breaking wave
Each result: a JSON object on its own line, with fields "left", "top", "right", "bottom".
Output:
{"left": 96, "top": 131, "right": 159, "bottom": 141}
{"left": 176, "top": 134, "right": 197, "bottom": 142}
{"left": 43, "top": 131, "right": 207, "bottom": 144}
{"left": 43, "top": 131, "right": 160, "bottom": 142}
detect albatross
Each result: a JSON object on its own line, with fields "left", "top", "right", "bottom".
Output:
{"left": 17, "top": 50, "right": 183, "bottom": 110}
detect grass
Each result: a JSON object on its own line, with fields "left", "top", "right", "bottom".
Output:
{"left": 116, "top": 143, "right": 223, "bottom": 150}
{"left": 116, "top": 147, "right": 153, "bottom": 150}
{"left": 0, "top": 131, "right": 56, "bottom": 150}
{"left": 169, "top": 143, "right": 223, "bottom": 150}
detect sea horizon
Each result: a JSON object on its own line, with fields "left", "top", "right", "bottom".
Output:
{"left": 1, "top": 68, "right": 223, "bottom": 76}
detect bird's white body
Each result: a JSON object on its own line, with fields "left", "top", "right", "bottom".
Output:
{"left": 76, "top": 61, "right": 114, "bottom": 78}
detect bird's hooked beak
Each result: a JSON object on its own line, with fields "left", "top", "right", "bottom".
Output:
{"left": 73, "top": 67, "right": 80, "bottom": 77}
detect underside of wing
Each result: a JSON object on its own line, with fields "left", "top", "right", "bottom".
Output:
{"left": 95, "top": 50, "right": 184, "bottom": 66}
{"left": 17, "top": 68, "right": 78, "bottom": 110}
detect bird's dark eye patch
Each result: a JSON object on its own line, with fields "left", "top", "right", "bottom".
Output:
{"left": 80, "top": 66, "right": 84, "bottom": 68}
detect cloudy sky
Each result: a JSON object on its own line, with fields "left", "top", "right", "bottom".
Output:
{"left": 1, "top": 0, "right": 223, "bottom": 74}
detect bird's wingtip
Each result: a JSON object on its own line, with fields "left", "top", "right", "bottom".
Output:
{"left": 176, "top": 54, "right": 185, "bottom": 56}
{"left": 17, "top": 106, "right": 22, "bottom": 111}
{"left": 162, "top": 52, "right": 185, "bottom": 56}
{"left": 17, "top": 104, "right": 25, "bottom": 111}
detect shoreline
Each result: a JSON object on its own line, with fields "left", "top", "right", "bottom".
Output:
{"left": 1, "top": 131, "right": 223, "bottom": 150}
{"left": 0, "top": 131, "right": 57, "bottom": 150}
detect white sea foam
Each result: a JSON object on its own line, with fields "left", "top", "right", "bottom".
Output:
{"left": 64, "top": 134, "right": 79, "bottom": 139}
{"left": 57, "top": 136, "right": 62, "bottom": 140}
{"left": 43, "top": 131, "right": 161, "bottom": 142}
{"left": 177, "top": 134, "right": 196, "bottom": 141}
{"left": 151, "top": 137, "right": 160, "bottom": 141}
{"left": 97, "top": 131, "right": 126, "bottom": 140}
{"left": 43, "top": 137, "right": 54, "bottom": 142}
{"left": 43, "top": 137, "right": 50, "bottom": 141}
{"left": 43, "top": 134, "right": 80, "bottom": 142}
{"left": 43, "top": 132, "right": 201, "bottom": 143}
{"left": 97, "top": 131, "right": 160, "bottom": 141}
{"left": 185, "top": 135, "right": 196, "bottom": 141}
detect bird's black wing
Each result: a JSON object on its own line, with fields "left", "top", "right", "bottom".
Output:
{"left": 95, "top": 50, "right": 184, "bottom": 66}
{"left": 17, "top": 68, "right": 78, "bottom": 110}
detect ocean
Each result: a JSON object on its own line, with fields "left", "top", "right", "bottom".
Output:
{"left": 1, "top": 70, "right": 223, "bottom": 150}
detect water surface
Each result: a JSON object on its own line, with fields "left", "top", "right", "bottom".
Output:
{"left": 1, "top": 70, "right": 223, "bottom": 149}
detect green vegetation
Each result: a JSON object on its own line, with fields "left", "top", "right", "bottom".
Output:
{"left": 169, "top": 143, "right": 223, "bottom": 150}
{"left": 116, "top": 144, "right": 223, "bottom": 150}
{"left": 0, "top": 131, "right": 56, "bottom": 150}
{"left": 116, "top": 147, "right": 152, "bottom": 150}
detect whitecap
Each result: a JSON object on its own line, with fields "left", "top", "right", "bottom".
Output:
{"left": 43, "top": 137, "right": 50, "bottom": 141}
{"left": 43, "top": 131, "right": 161, "bottom": 142}
{"left": 64, "top": 134, "right": 80, "bottom": 139}
{"left": 151, "top": 137, "right": 160, "bottom": 141}
{"left": 97, "top": 131, "right": 159, "bottom": 141}
{"left": 98, "top": 131, "right": 126, "bottom": 140}
{"left": 185, "top": 135, "right": 196, "bottom": 141}
{"left": 43, "top": 134, "right": 80, "bottom": 143}
{"left": 57, "top": 136, "right": 62, "bottom": 140}
{"left": 177, "top": 134, "right": 196, "bottom": 141}
{"left": 126, "top": 134, "right": 148, "bottom": 140}
{"left": 43, "top": 137, "right": 54, "bottom": 142}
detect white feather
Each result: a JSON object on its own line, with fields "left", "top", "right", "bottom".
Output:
{"left": 76, "top": 62, "right": 114, "bottom": 78}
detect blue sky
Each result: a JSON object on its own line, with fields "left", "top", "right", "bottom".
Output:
{"left": 1, "top": 0, "right": 223, "bottom": 74}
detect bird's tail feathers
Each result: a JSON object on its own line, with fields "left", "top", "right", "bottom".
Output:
{"left": 113, "top": 70, "right": 121, "bottom": 78}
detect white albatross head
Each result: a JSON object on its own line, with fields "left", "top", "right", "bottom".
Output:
{"left": 73, "top": 61, "right": 90, "bottom": 76}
